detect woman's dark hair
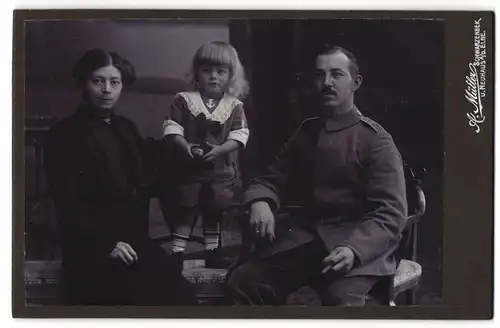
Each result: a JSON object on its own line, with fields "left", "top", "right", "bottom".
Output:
{"left": 72, "top": 48, "right": 136, "bottom": 86}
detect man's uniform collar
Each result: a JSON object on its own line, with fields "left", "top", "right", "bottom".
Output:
{"left": 323, "top": 106, "right": 362, "bottom": 131}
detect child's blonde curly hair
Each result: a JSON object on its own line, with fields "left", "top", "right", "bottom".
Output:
{"left": 188, "top": 41, "right": 250, "bottom": 100}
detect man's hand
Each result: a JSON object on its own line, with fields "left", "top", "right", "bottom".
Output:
{"left": 202, "top": 142, "right": 223, "bottom": 162}
{"left": 249, "top": 201, "right": 275, "bottom": 241}
{"left": 110, "top": 241, "right": 139, "bottom": 265}
{"left": 321, "top": 246, "right": 356, "bottom": 274}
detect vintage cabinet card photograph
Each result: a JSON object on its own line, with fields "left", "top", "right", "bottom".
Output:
{"left": 12, "top": 9, "right": 494, "bottom": 319}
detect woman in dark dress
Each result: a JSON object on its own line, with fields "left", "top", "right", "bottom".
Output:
{"left": 43, "top": 49, "right": 196, "bottom": 305}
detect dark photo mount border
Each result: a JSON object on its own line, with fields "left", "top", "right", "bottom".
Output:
{"left": 12, "top": 9, "right": 494, "bottom": 319}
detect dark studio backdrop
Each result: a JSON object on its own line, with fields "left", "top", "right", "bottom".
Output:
{"left": 232, "top": 19, "right": 444, "bottom": 304}
{"left": 24, "top": 18, "right": 443, "bottom": 304}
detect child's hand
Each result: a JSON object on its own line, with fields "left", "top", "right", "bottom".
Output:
{"left": 189, "top": 144, "right": 204, "bottom": 159}
{"left": 202, "top": 142, "right": 223, "bottom": 163}
{"left": 185, "top": 143, "right": 200, "bottom": 159}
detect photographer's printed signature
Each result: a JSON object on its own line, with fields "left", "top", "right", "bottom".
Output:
{"left": 464, "top": 18, "right": 487, "bottom": 134}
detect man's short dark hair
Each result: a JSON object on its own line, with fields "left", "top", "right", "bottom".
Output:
{"left": 314, "top": 44, "right": 360, "bottom": 78}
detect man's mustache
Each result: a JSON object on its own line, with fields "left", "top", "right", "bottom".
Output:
{"left": 321, "top": 88, "right": 338, "bottom": 96}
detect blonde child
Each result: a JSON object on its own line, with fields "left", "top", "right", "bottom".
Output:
{"left": 163, "top": 41, "right": 250, "bottom": 269}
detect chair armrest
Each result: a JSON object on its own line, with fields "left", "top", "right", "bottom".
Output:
{"left": 407, "top": 186, "right": 426, "bottom": 226}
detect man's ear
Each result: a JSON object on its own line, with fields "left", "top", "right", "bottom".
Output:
{"left": 352, "top": 74, "right": 363, "bottom": 91}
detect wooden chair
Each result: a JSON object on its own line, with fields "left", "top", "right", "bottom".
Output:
{"left": 362, "top": 183, "right": 426, "bottom": 306}
{"left": 25, "top": 115, "right": 60, "bottom": 261}
{"left": 386, "top": 163, "right": 427, "bottom": 305}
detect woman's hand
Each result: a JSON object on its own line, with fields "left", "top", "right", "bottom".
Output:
{"left": 110, "top": 241, "right": 138, "bottom": 265}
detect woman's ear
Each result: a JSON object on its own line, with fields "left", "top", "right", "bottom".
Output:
{"left": 352, "top": 74, "right": 363, "bottom": 91}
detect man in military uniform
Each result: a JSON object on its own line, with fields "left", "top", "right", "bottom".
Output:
{"left": 226, "top": 45, "right": 408, "bottom": 306}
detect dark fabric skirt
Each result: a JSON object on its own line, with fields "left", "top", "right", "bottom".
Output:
{"left": 62, "top": 239, "right": 197, "bottom": 306}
